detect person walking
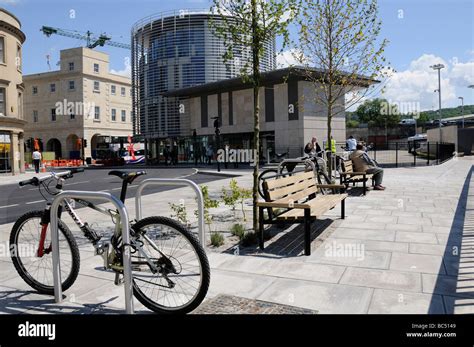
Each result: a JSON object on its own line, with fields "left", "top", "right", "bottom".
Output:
{"left": 32, "top": 149, "right": 42, "bottom": 173}
{"left": 350, "top": 143, "right": 385, "bottom": 190}
{"left": 346, "top": 135, "right": 357, "bottom": 151}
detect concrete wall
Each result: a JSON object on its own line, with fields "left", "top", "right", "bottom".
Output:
{"left": 427, "top": 125, "right": 458, "bottom": 150}
{"left": 187, "top": 80, "right": 346, "bottom": 157}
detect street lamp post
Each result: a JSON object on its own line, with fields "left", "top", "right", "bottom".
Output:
{"left": 430, "top": 64, "right": 445, "bottom": 142}
{"left": 458, "top": 96, "right": 464, "bottom": 128}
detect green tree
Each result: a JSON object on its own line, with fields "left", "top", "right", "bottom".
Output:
{"left": 293, "top": 0, "right": 388, "bottom": 171}
{"left": 210, "top": 0, "right": 298, "bottom": 232}
{"left": 355, "top": 98, "right": 400, "bottom": 127}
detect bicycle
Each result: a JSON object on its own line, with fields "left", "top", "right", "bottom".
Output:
{"left": 258, "top": 151, "right": 333, "bottom": 199}
{"left": 10, "top": 168, "right": 210, "bottom": 314}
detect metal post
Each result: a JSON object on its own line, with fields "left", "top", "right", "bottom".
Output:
{"left": 437, "top": 68, "right": 442, "bottom": 141}
{"left": 135, "top": 178, "right": 206, "bottom": 247}
{"left": 436, "top": 142, "right": 439, "bottom": 165}
{"left": 50, "top": 191, "right": 133, "bottom": 314}
{"left": 395, "top": 142, "right": 398, "bottom": 168}
{"left": 413, "top": 144, "right": 417, "bottom": 167}
{"left": 427, "top": 142, "right": 430, "bottom": 166}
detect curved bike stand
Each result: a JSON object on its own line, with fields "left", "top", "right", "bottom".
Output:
{"left": 134, "top": 178, "right": 206, "bottom": 248}
{"left": 277, "top": 158, "right": 316, "bottom": 176}
{"left": 50, "top": 191, "right": 134, "bottom": 314}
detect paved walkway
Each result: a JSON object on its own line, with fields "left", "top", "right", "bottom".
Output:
{"left": 0, "top": 157, "right": 472, "bottom": 314}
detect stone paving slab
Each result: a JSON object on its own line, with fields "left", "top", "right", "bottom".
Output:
{"left": 339, "top": 267, "right": 422, "bottom": 293}
{"left": 368, "top": 288, "right": 445, "bottom": 314}
{"left": 257, "top": 277, "right": 374, "bottom": 314}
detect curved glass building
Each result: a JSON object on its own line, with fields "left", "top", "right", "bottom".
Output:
{"left": 131, "top": 9, "right": 276, "bottom": 143}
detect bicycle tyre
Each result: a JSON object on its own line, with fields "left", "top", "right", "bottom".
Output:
{"left": 10, "top": 210, "right": 80, "bottom": 295}
{"left": 131, "top": 216, "right": 210, "bottom": 314}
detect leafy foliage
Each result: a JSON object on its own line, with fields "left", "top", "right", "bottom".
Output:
{"left": 169, "top": 201, "right": 189, "bottom": 226}
{"left": 293, "top": 0, "right": 389, "bottom": 171}
{"left": 210, "top": 0, "right": 299, "bottom": 232}
{"left": 355, "top": 98, "right": 401, "bottom": 127}
{"left": 210, "top": 232, "right": 225, "bottom": 247}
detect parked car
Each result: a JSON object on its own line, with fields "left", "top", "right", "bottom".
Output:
{"left": 407, "top": 134, "right": 427, "bottom": 154}
{"left": 399, "top": 118, "right": 416, "bottom": 125}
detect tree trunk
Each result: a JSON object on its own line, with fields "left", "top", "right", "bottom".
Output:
{"left": 251, "top": 0, "right": 260, "bottom": 233}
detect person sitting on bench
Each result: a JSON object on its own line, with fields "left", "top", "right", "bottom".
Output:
{"left": 349, "top": 143, "right": 385, "bottom": 191}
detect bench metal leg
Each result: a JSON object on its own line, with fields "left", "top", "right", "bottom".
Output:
{"left": 341, "top": 199, "right": 345, "bottom": 219}
{"left": 304, "top": 208, "right": 311, "bottom": 256}
{"left": 259, "top": 206, "right": 264, "bottom": 250}
{"left": 363, "top": 178, "right": 367, "bottom": 195}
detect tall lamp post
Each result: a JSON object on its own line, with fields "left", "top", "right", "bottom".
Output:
{"left": 430, "top": 64, "right": 445, "bottom": 142}
{"left": 458, "top": 96, "right": 464, "bottom": 128}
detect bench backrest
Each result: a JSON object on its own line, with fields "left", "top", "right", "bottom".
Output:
{"left": 342, "top": 160, "right": 354, "bottom": 173}
{"left": 262, "top": 171, "right": 317, "bottom": 203}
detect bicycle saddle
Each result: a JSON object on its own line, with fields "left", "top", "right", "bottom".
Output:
{"left": 108, "top": 170, "right": 147, "bottom": 183}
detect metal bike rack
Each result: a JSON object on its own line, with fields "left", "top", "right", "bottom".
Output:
{"left": 135, "top": 178, "right": 206, "bottom": 247}
{"left": 277, "top": 158, "right": 316, "bottom": 176}
{"left": 50, "top": 191, "right": 134, "bottom": 314}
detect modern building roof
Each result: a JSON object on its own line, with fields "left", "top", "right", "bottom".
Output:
{"left": 164, "top": 66, "right": 380, "bottom": 98}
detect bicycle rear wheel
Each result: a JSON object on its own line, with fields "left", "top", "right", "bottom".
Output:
{"left": 9, "top": 210, "right": 80, "bottom": 295}
{"left": 131, "top": 216, "right": 210, "bottom": 314}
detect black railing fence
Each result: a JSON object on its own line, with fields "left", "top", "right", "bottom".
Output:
{"left": 370, "top": 142, "right": 456, "bottom": 168}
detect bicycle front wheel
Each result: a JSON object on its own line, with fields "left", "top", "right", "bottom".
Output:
{"left": 9, "top": 210, "right": 80, "bottom": 295}
{"left": 131, "top": 217, "right": 210, "bottom": 314}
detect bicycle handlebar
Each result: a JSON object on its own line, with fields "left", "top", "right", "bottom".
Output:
{"left": 18, "top": 169, "right": 84, "bottom": 187}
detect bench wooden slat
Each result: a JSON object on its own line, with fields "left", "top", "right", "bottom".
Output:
{"left": 264, "top": 171, "right": 314, "bottom": 190}
{"left": 276, "top": 194, "right": 348, "bottom": 220}
{"left": 266, "top": 177, "right": 317, "bottom": 201}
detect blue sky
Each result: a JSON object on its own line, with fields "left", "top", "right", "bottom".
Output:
{"left": 1, "top": 0, "right": 473, "bottom": 110}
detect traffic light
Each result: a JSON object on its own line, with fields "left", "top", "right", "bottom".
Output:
{"left": 83, "top": 138, "right": 87, "bottom": 148}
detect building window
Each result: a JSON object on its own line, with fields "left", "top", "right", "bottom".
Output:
{"left": 51, "top": 108, "right": 56, "bottom": 122}
{"left": 94, "top": 106, "right": 100, "bottom": 120}
{"left": 0, "top": 88, "right": 5, "bottom": 116}
{"left": 0, "top": 37, "right": 4, "bottom": 64}
{"left": 16, "top": 44, "right": 21, "bottom": 71}
{"left": 121, "top": 87, "right": 126, "bottom": 96}
{"left": 94, "top": 81, "right": 100, "bottom": 92}
{"left": 69, "top": 80, "right": 75, "bottom": 90}
{"left": 94, "top": 63, "right": 99, "bottom": 73}
{"left": 121, "top": 110, "right": 126, "bottom": 122}
{"left": 33, "top": 110, "right": 38, "bottom": 122}
{"left": 111, "top": 85, "right": 116, "bottom": 95}
{"left": 69, "top": 62, "right": 74, "bottom": 71}
{"left": 50, "top": 83, "right": 56, "bottom": 92}
{"left": 0, "top": 132, "right": 12, "bottom": 173}
{"left": 111, "top": 109, "right": 116, "bottom": 121}
{"left": 32, "top": 86, "right": 38, "bottom": 95}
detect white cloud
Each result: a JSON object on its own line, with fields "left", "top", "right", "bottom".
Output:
{"left": 379, "top": 54, "right": 473, "bottom": 111}
{"left": 276, "top": 49, "right": 307, "bottom": 68}
{"left": 110, "top": 58, "right": 131, "bottom": 77}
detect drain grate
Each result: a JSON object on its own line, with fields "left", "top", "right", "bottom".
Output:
{"left": 192, "top": 294, "right": 318, "bottom": 314}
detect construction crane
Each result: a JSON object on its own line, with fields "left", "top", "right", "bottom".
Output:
{"left": 41, "top": 26, "right": 131, "bottom": 50}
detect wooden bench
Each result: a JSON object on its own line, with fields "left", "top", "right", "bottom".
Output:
{"left": 257, "top": 171, "right": 347, "bottom": 256}
{"left": 339, "top": 160, "right": 374, "bottom": 195}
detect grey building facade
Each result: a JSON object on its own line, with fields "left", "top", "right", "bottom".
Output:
{"left": 131, "top": 10, "right": 276, "bottom": 161}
